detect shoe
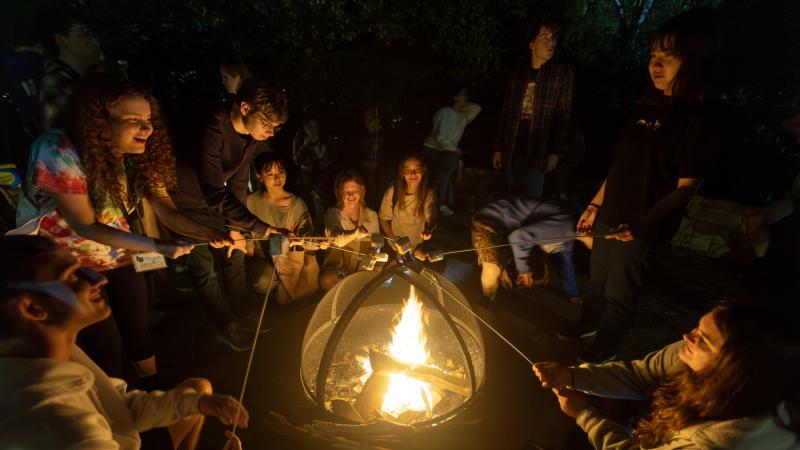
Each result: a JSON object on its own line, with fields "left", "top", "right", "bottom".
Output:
{"left": 577, "top": 347, "right": 616, "bottom": 365}
{"left": 439, "top": 205, "right": 455, "bottom": 216}
{"left": 238, "top": 312, "right": 272, "bottom": 335}
{"left": 556, "top": 325, "right": 597, "bottom": 342}
{"left": 216, "top": 322, "right": 254, "bottom": 352}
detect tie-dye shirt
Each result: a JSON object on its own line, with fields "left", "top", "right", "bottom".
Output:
{"left": 17, "top": 131, "right": 133, "bottom": 271}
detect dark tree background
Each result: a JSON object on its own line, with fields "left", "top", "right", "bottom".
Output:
{"left": 4, "top": 0, "right": 800, "bottom": 204}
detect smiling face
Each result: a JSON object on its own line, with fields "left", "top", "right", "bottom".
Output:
{"left": 240, "top": 103, "right": 284, "bottom": 141}
{"left": 108, "top": 95, "right": 153, "bottom": 156}
{"left": 649, "top": 38, "right": 683, "bottom": 95}
{"left": 258, "top": 161, "right": 286, "bottom": 192}
{"left": 678, "top": 311, "right": 725, "bottom": 372}
{"left": 341, "top": 180, "right": 364, "bottom": 209}
{"left": 401, "top": 158, "right": 424, "bottom": 192}
{"left": 31, "top": 248, "right": 110, "bottom": 329}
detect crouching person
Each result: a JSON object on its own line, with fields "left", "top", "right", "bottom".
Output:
{"left": 471, "top": 196, "right": 587, "bottom": 301}
{"left": 244, "top": 153, "right": 319, "bottom": 304}
{"left": 0, "top": 235, "right": 247, "bottom": 450}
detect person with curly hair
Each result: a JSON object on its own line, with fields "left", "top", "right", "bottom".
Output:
{"left": 15, "top": 74, "right": 231, "bottom": 386}
{"left": 534, "top": 301, "right": 800, "bottom": 449}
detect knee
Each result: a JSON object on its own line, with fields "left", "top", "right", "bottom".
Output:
{"left": 179, "top": 377, "right": 213, "bottom": 396}
{"left": 320, "top": 271, "right": 343, "bottom": 291}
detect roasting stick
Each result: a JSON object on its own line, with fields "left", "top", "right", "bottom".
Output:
{"left": 421, "top": 269, "right": 536, "bottom": 367}
{"left": 436, "top": 233, "right": 614, "bottom": 257}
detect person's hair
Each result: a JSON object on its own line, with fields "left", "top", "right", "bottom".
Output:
{"left": 393, "top": 154, "right": 431, "bottom": 219}
{"left": 0, "top": 236, "right": 60, "bottom": 340}
{"left": 40, "top": 10, "right": 82, "bottom": 58}
{"left": 64, "top": 74, "right": 176, "bottom": 205}
{"left": 642, "top": 8, "right": 720, "bottom": 102}
{"left": 253, "top": 152, "right": 286, "bottom": 192}
{"left": 526, "top": 17, "right": 561, "bottom": 43}
{"left": 635, "top": 301, "right": 800, "bottom": 447}
{"left": 234, "top": 78, "right": 289, "bottom": 123}
{"left": 334, "top": 169, "right": 367, "bottom": 210}
{"left": 219, "top": 56, "right": 252, "bottom": 80}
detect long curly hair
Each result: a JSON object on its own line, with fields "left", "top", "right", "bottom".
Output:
{"left": 635, "top": 301, "right": 800, "bottom": 447}
{"left": 65, "top": 74, "right": 176, "bottom": 205}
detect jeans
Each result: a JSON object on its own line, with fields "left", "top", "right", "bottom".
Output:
{"left": 579, "top": 219, "right": 652, "bottom": 354}
{"left": 511, "top": 162, "right": 546, "bottom": 198}
{"left": 177, "top": 209, "right": 253, "bottom": 329}
{"left": 423, "top": 147, "right": 461, "bottom": 206}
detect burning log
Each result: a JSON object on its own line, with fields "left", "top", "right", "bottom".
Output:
{"left": 354, "top": 371, "right": 392, "bottom": 420}
{"left": 369, "top": 349, "right": 471, "bottom": 397}
{"left": 332, "top": 399, "right": 365, "bottom": 423}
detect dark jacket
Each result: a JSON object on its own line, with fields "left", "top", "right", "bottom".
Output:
{"left": 494, "top": 62, "right": 574, "bottom": 171}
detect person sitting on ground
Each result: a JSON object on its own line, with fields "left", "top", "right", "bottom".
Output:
{"left": 14, "top": 74, "right": 230, "bottom": 385}
{"left": 379, "top": 154, "right": 438, "bottom": 261}
{"left": 422, "top": 86, "right": 481, "bottom": 217}
{"left": 320, "top": 170, "right": 381, "bottom": 291}
{"left": 533, "top": 300, "right": 800, "bottom": 449}
{"left": 471, "top": 196, "right": 590, "bottom": 301}
{"left": 245, "top": 153, "right": 320, "bottom": 304}
{"left": 0, "top": 235, "right": 246, "bottom": 450}
{"left": 219, "top": 56, "right": 252, "bottom": 95}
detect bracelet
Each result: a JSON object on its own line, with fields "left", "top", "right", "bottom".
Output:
{"left": 587, "top": 203, "right": 600, "bottom": 210}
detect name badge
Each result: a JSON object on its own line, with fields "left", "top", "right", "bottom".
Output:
{"left": 131, "top": 252, "right": 167, "bottom": 272}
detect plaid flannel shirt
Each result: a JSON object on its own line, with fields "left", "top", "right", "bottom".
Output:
{"left": 494, "top": 62, "right": 574, "bottom": 171}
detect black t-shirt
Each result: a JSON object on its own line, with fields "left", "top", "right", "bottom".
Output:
{"left": 600, "top": 97, "right": 720, "bottom": 240}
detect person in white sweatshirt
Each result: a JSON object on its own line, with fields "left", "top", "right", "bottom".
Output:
{"left": 0, "top": 235, "right": 247, "bottom": 450}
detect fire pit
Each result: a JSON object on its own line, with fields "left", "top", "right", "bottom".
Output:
{"left": 300, "top": 262, "right": 485, "bottom": 427}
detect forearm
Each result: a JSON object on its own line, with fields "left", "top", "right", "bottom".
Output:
{"left": 576, "top": 406, "right": 642, "bottom": 450}
{"left": 380, "top": 219, "right": 395, "bottom": 239}
{"left": 74, "top": 222, "right": 157, "bottom": 253}
{"left": 639, "top": 185, "right": 697, "bottom": 225}
{"left": 591, "top": 180, "right": 607, "bottom": 206}
{"left": 149, "top": 196, "right": 212, "bottom": 239}
{"left": 126, "top": 387, "right": 202, "bottom": 431}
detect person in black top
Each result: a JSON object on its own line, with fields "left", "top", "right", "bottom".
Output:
{"left": 560, "top": 10, "right": 721, "bottom": 362}
{"left": 170, "top": 78, "right": 289, "bottom": 352}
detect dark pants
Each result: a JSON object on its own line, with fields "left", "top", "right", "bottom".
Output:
{"left": 177, "top": 209, "right": 253, "bottom": 329}
{"left": 422, "top": 147, "right": 461, "bottom": 207}
{"left": 579, "top": 219, "right": 652, "bottom": 354}
{"left": 78, "top": 264, "right": 152, "bottom": 378}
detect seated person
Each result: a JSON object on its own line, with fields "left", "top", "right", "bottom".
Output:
{"left": 533, "top": 301, "right": 800, "bottom": 449}
{"left": 245, "top": 153, "right": 319, "bottom": 304}
{"left": 471, "top": 196, "right": 588, "bottom": 301}
{"left": 379, "top": 154, "right": 438, "bottom": 260}
{"left": 0, "top": 235, "right": 246, "bottom": 449}
{"left": 320, "top": 170, "right": 381, "bottom": 291}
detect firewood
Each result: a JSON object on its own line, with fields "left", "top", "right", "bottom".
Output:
{"left": 369, "top": 349, "right": 471, "bottom": 396}
{"left": 332, "top": 399, "right": 365, "bottom": 423}
{"left": 354, "top": 371, "right": 391, "bottom": 420}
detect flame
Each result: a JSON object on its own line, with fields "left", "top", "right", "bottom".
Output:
{"left": 380, "top": 286, "right": 435, "bottom": 417}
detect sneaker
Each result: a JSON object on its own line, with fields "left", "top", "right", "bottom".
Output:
{"left": 439, "top": 205, "right": 455, "bottom": 216}
{"left": 238, "top": 311, "right": 272, "bottom": 335}
{"left": 216, "top": 322, "right": 254, "bottom": 352}
{"left": 556, "top": 325, "right": 597, "bottom": 342}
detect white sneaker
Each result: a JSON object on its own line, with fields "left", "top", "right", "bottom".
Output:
{"left": 439, "top": 205, "right": 455, "bottom": 216}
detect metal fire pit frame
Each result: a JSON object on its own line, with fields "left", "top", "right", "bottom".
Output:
{"left": 309, "top": 259, "right": 481, "bottom": 428}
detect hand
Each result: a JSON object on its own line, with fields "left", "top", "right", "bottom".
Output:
{"left": 552, "top": 387, "right": 589, "bottom": 419}
{"left": 545, "top": 154, "right": 559, "bottom": 172}
{"left": 533, "top": 362, "right": 573, "bottom": 389}
{"left": 492, "top": 151, "right": 503, "bottom": 170}
{"left": 576, "top": 205, "right": 598, "bottom": 235}
{"left": 155, "top": 240, "right": 194, "bottom": 258}
{"left": 207, "top": 229, "right": 234, "bottom": 249}
{"left": 265, "top": 227, "right": 292, "bottom": 238}
{"left": 515, "top": 271, "right": 534, "bottom": 287}
{"left": 227, "top": 230, "right": 248, "bottom": 258}
{"left": 222, "top": 431, "right": 242, "bottom": 450}
{"left": 355, "top": 225, "right": 370, "bottom": 240}
{"left": 198, "top": 393, "right": 249, "bottom": 429}
{"left": 420, "top": 230, "right": 432, "bottom": 241}
{"left": 606, "top": 224, "right": 634, "bottom": 241}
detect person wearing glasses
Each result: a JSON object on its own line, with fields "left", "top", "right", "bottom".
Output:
{"left": 379, "top": 154, "right": 438, "bottom": 260}
{"left": 170, "top": 78, "right": 290, "bottom": 352}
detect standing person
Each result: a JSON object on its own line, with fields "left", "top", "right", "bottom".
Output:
{"left": 170, "top": 78, "right": 289, "bottom": 352}
{"left": 358, "top": 106, "right": 392, "bottom": 209}
{"left": 15, "top": 74, "right": 230, "bottom": 384}
{"left": 471, "top": 196, "right": 588, "bottom": 302}
{"left": 379, "top": 154, "right": 437, "bottom": 260}
{"left": 534, "top": 301, "right": 800, "bottom": 449}
{"left": 562, "top": 11, "right": 721, "bottom": 362}
{"left": 0, "top": 235, "right": 247, "bottom": 450}
{"left": 422, "top": 86, "right": 481, "bottom": 216}
{"left": 245, "top": 153, "right": 320, "bottom": 304}
{"left": 320, "top": 170, "right": 381, "bottom": 291}
{"left": 219, "top": 56, "right": 252, "bottom": 95}
{"left": 39, "top": 13, "right": 103, "bottom": 129}
{"left": 292, "top": 116, "right": 337, "bottom": 226}
{"left": 492, "top": 17, "right": 574, "bottom": 198}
